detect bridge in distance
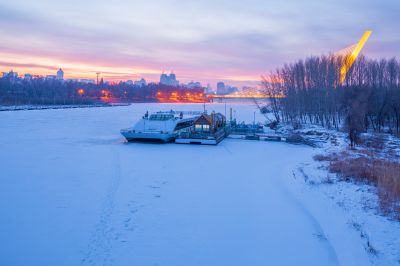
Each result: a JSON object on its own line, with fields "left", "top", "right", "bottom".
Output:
{"left": 207, "top": 30, "right": 372, "bottom": 102}
{"left": 207, "top": 94, "right": 283, "bottom": 100}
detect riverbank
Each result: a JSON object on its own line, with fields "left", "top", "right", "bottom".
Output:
{"left": 0, "top": 103, "right": 131, "bottom": 112}
{"left": 275, "top": 123, "right": 400, "bottom": 264}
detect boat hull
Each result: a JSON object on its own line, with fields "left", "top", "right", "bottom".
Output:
{"left": 175, "top": 128, "right": 226, "bottom": 145}
{"left": 175, "top": 138, "right": 218, "bottom": 145}
{"left": 121, "top": 129, "right": 175, "bottom": 143}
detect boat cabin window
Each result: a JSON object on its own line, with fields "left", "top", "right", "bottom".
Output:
{"left": 195, "top": 124, "right": 210, "bottom": 132}
{"left": 149, "top": 114, "right": 174, "bottom": 121}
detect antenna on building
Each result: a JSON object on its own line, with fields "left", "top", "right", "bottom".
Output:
{"left": 96, "top": 72, "right": 100, "bottom": 86}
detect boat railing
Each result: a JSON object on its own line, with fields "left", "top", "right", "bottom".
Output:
{"left": 173, "top": 111, "right": 203, "bottom": 116}
{"left": 177, "top": 127, "right": 226, "bottom": 140}
{"left": 230, "top": 126, "right": 264, "bottom": 135}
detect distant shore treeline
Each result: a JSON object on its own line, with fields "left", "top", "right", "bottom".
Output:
{"left": 0, "top": 78, "right": 205, "bottom": 105}
{"left": 263, "top": 56, "right": 400, "bottom": 142}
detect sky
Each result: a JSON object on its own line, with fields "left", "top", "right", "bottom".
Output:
{"left": 0, "top": 0, "right": 399, "bottom": 88}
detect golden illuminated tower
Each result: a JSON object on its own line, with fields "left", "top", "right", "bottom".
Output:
{"left": 339, "top": 31, "right": 372, "bottom": 83}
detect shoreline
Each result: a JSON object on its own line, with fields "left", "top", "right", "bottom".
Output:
{"left": 0, "top": 103, "right": 131, "bottom": 112}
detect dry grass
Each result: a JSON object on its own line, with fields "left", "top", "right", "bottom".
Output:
{"left": 314, "top": 151, "right": 400, "bottom": 218}
{"left": 313, "top": 151, "right": 349, "bottom": 162}
{"left": 361, "top": 135, "right": 385, "bottom": 150}
{"left": 376, "top": 162, "right": 400, "bottom": 217}
{"left": 313, "top": 154, "right": 332, "bottom": 161}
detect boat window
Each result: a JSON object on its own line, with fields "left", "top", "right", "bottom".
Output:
{"left": 195, "top": 124, "right": 210, "bottom": 132}
{"left": 149, "top": 114, "right": 174, "bottom": 121}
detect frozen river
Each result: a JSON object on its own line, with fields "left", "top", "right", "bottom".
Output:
{"left": 0, "top": 103, "right": 372, "bottom": 265}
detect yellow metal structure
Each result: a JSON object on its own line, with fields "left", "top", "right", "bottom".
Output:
{"left": 340, "top": 31, "right": 372, "bottom": 83}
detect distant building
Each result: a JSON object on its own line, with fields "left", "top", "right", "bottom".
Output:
{"left": 226, "top": 86, "right": 239, "bottom": 94}
{"left": 57, "top": 68, "right": 64, "bottom": 80}
{"left": 134, "top": 78, "right": 147, "bottom": 87}
{"left": 169, "top": 73, "right": 178, "bottom": 85}
{"left": 24, "top": 74, "right": 33, "bottom": 80}
{"left": 126, "top": 80, "right": 133, "bottom": 85}
{"left": 216, "top": 82, "right": 238, "bottom": 95}
{"left": 79, "top": 79, "right": 95, "bottom": 84}
{"left": 160, "top": 73, "right": 168, "bottom": 84}
{"left": 160, "top": 72, "right": 179, "bottom": 86}
{"left": 216, "top": 82, "right": 226, "bottom": 95}
{"left": 186, "top": 81, "right": 202, "bottom": 89}
{"left": 2, "top": 70, "right": 18, "bottom": 79}
{"left": 205, "top": 83, "right": 213, "bottom": 94}
{"left": 46, "top": 75, "right": 57, "bottom": 80}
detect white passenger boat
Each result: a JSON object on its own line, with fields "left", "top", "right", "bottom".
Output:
{"left": 121, "top": 111, "right": 201, "bottom": 142}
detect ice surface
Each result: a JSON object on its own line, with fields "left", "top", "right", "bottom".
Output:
{"left": 0, "top": 103, "right": 395, "bottom": 266}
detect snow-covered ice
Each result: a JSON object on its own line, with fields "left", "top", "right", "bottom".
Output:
{"left": 0, "top": 103, "right": 398, "bottom": 265}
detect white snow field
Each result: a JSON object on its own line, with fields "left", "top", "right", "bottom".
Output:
{"left": 0, "top": 103, "right": 394, "bottom": 266}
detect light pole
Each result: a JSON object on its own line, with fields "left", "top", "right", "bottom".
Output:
{"left": 224, "top": 100, "right": 227, "bottom": 119}
{"left": 253, "top": 111, "right": 256, "bottom": 135}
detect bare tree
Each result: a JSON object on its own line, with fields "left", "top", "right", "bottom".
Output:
{"left": 260, "top": 55, "right": 400, "bottom": 136}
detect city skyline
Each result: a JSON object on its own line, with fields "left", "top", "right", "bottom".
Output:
{"left": 0, "top": 0, "right": 399, "bottom": 87}
{"left": 1, "top": 68, "right": 243, "bottom": 92}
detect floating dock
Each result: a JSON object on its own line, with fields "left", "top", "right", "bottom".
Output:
{"left": 175, "top": 112, "right": 229, "bottom": 145}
